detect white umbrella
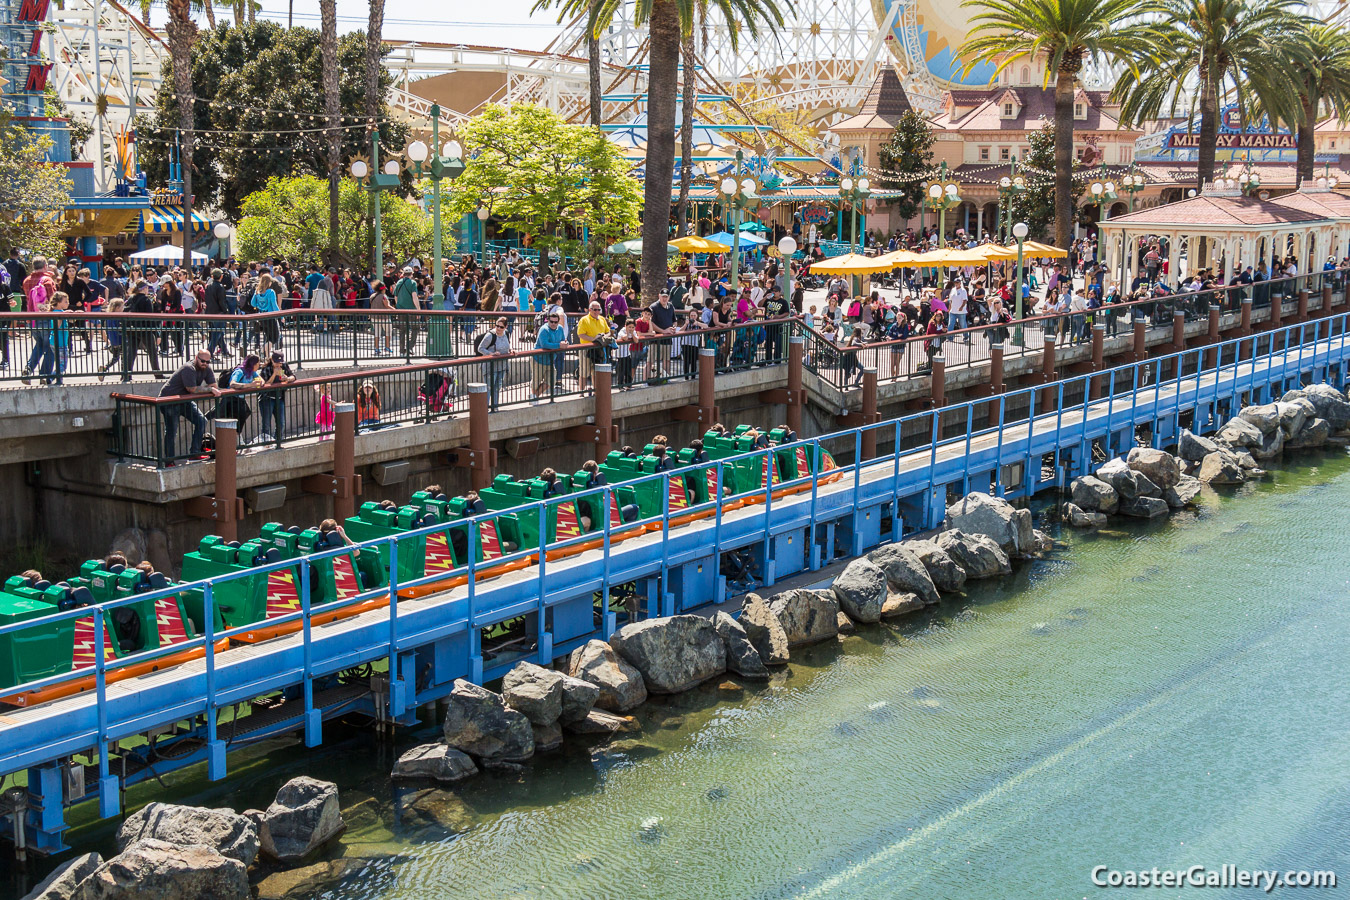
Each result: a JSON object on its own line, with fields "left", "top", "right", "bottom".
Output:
{"left": 128, "top": 245, "right": 210, "bottom": 267}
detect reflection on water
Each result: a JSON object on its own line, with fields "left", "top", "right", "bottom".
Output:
{"left": 17, "top": 453, "right": 1350, "bottom": 900}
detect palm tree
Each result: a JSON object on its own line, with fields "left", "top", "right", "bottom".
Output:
{"left": 1289, "top": 23, "right": 1350, "bottom": 184}
{"left": 961, "top": 0, "right": 1159, "bottom": 251}
{"left": 587, "top": 15, "right": 603, "bottom": 127}
{"left": 1112, "top": 0, "right": 1311, "bottom": 192}
{"left": 364, "top": 0, "right": 386, "bottom": 274}
{"left": 164, "top": 0, "right": 197, "bottom": 270}
{"left": 675, "top": 27, "right": 696, "bottom": 236}
{"left": 535, "top": 0, "right": 784, "bottom": 303}
{"left": 192, "top": 0, "right": 216, "bottom": 29}
{"left": 320, "top": 0, "right": 340, "bottom": 263}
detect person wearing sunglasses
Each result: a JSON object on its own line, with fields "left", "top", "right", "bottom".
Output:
{"left": 532, "top": 311, "right": 567, "bottom": 404}
{"left": 477, "top": 318, "right": 513, "bottom": 411}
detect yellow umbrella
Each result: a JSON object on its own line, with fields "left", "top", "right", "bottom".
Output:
{"left": 976, "top": 243, "right": 1020, "bottom": 261}
{"left": 873, "top": 248, "right": 927, "bottom": 267}
{"left": 809, "top": 253, "right": 896, "bottom": 275}
{"left": 1020, "top": 240, "right": 1068, "bottom": 257}
{"left": 670, "top": 235, "right": 731, "bottom": 253}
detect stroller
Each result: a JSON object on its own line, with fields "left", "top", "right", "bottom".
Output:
{"left": 419, "top": 369, "right": 455, "bottom": 413}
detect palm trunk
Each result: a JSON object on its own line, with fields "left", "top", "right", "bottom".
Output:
{"left": 1052, "top": 66, "right": 1076, "bottom": 251}
{"left": 675, "top": 31, "right": 695, "bottom": 237}
{"left": 587, "top": 23, "right": 602, "bottom": 128}
{"left": 203, "top": 1, "right": 215, "bottom": 29}
{"left": 321, "top": 0, "right": 340, "bottom": 264}
{"left": 365, "top": 0, "right": 386, "bottom": 273}
{"left": 233, "top": 0, "right": 243, "bottom": 27}
{"left": 165, "top": 9, "right": 197, "bottom": 272}
{"left": 247, "top": 0, "right": 254, "bottom": 24}
{"left": 1197, "top": 74, "right": 1219, "bottom": 190}
{"left": 641, "top": 0, "right": 680, "bottom": 305}
{"left": 1296, "top": 94, "right": 1316, "bottom": 186}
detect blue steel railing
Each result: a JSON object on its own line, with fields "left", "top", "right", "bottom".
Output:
{"left": 0, "top": 309, "right": 1346, "bottom": 789}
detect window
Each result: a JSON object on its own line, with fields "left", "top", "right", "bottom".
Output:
{"left": 1333, "top": 139, "right": 1338, "bottom": 150}
{"left": 1002, "top": 102, "right": 1015, "bottom": 117}
{"left": 1119, "top": 145, "right": 1134, "bottom": 163}
{"left": 1020, "top": 66, "right": 1030, "bottom": 84}
{"left": 1074, "top": 102, "right": 1086, "bottom": 118}
{"left": 1000, "top": 146, "right": 1011, "bottom": 161}
{"left": 979, "top": 147, "right": 990, "bottom": 161}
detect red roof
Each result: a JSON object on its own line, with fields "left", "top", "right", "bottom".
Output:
{"left": 1268, "top": 190, "right": 1350, "bottom": 219}
{"left": 932, "top": 87, "right": 1132, "bottom": 134}
{"left": 1103, "top": 194, "right": 1330, "bottom": 227}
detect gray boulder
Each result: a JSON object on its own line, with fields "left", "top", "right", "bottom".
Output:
{"left": 1164, "top": 475, "right": 1202, "bottom": 508}
{"left": 391, "top": 744, "right": 478, "bottom": 783}
{"left": 766, "top": 589, "right": 840, "bottom": 646}
{"left": 501, "top": 662, "right": 565, "bottom": 726}
{"left": 1233, "top": 449, "right": 1258, "bottom": 469}
{"left": 116, "top": 803, "right": 258, "bottom": 866}
{"left": 531, "top": 721, "right": 564, "bottom": 752}
{"left": 1070, "top": 475, "right": 1118, "bottom": 514}
{"left": 1177, "top": 429, "right": 1222, "bottom": 462}
{"left": 737, "top": 594, "right": 789, "bottom": 665}
{"left": 1239, "top": 403, "right": 1281, "bottom": 434}
{"left": 72, "top": 840, "right": 248, "bottom": 900}
{"left": 1126, "top": 447, "right": 1181, "bottom": 490}
{"left": 257, "top": 777, "right": 344, "bottom": 864}
{"left": 836, "top": 611, "right": 855, "bottom": 633}
{"left": 1197, "top": 451, "right": 1245, "bottom": 485}
{"left": 564, "top": 708, "right": 640, "bottom": 735}
{"left": 712, "top": 612, "right": 769, "bottom": 679}
{"left": 442, "top": 679, "right": 536, "bottom": 761}
{"left": 1251, "top": 426, "right": 1284, "bottom": 460}
{"left": 1096, "top": 458, "right": 1159, "bottom": 500}
{"left": 1287, "top": 416, "right": 1331, "bottom": 449}
{"left": 944, "top": 492, "right": 1033, "bottom": 556}
{"left": 865, "top": 543, "right": 939, "bottom": 604}
{"left": 568, "top": 640, "right": 647, "bottom": 712}
{"left": 1277, "top": 399, "right": 1314, "bottom": 438}
{"left": 558, "top": 674, "right": 600, "bottom": 724}
{"left": 881, "top": 592, "right": 925, "bottom": 618}
{"left": 935, "top": 530, "right": 1011, "bottom": 579}
{"left": 610, "top": 615, "right": 726, "bottom": 694}
{"left": 1031, "top": 530, "right": 1054, "bottom": 553}
{"left": 1062, "top": 502, "right": 1107, "bottom": 528}
{"left": 905, "top": 540, "right": 967, "bottom": 592}
{"left": 1300, "top": 383, "right": 1350, "bottom": 428}
{"left": 1118, "top": 495, "right": 1170, "bottom": 518}
{"left": 21, "top": 853, "right": 103, "bottom": 900}
{"left": 830, "top": 559, "right": 887, "bottom": 624}
{"left": 1217, "top": 416, "right": 1263, "bottom": 449}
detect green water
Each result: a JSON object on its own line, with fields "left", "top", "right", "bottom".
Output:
{"left": 36, "top": 453, "right": 1350, "bottom": 899}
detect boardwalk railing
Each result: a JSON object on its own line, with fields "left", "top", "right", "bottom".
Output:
{"left": 109, "top": 318, "right": 794, "bottom": 466}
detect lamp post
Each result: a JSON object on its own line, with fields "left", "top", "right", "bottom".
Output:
{"left": 719, "top": 174, "right": 759, "bottom": 287}
{"left": 402, "top": 103, "right": 465, "bottom": 293}
{"left": 1237, "top": 166, "right": 1261, "bottom": 197}
{"left": 1012, "top": 221, "right": 1029, "bottom": 346}
{"left": 1089, "top": 166, "right": 1118, "bottom": 224}
{"left": 349, "top": 131, "right": 403, "bottom": 278}
{"left": 1121, "top": 165, "right": 1146, "bottom": 212}
{"left": 998, "top": 158, "right": 1025, "bottom": 243}
{"left": 476, "top": 206, "right": 490, "bottom": 261}
{"left": 212, "top": 221, "right": 230, "bottom": 258}
{"left": 778, "top": 235, "right": 797, "bottom": 301}
{"left": 838, "top": 176, "right": 872, "bottom": 254}
{"left": 925, "top": 163, "right": 962, "bottom": 245}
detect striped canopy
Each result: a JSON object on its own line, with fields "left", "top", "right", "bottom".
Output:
{"left": 127, "top": 204, "right": 212, "bottom": 234}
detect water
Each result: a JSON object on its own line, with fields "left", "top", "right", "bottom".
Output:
{"left": 37, "top": 453, "right": 1350, "bottom": 899}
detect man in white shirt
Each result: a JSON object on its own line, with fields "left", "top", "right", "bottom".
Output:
{"left": 948, "top": 281, "right": 970, "bottom": 341}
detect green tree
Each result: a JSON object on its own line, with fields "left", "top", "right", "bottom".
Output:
{"left": 535, "top": 0, "right": 785, "bottom": 302}
{"left": 1289, "top": 24, "right": 1350, "bottom": 184}
{"left": 137, "top": 22, "right": 409, "bottom": 221}
{"left": 876, "top": 110, "right": 936, "bottom": 223}
{"left": 1112, "top": 0, "right": 1311, "bottom": 190}
{"left": 236, "top": 174, "right": 436, "bottom": 266}
{"left": 1009, "top": 124, "right": 1086, "bottom": 241}
{"left": 445, "top": 104, "right": 642, "bottom": 269}
{"left": 960, "top": 0, "right": 1158, "bottom": 251}
{"left": 0, "top": 111, "right": 74, "bottom": 260}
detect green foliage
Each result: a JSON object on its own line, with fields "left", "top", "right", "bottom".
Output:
{"left": 137, "top": 21, "right": 409, "bottom": 220}
{"left": 236, "top": 174, "right": 436, "bottom": 267}
{"left": 1011, "top": 125, "right": 1086, "bottom": 241}
{"left": 0, "top": 111, "right": 74, "bottom": 260}
{"left": 445, "top": 104, "right": 642, "bottom": 260}
{"left": 876, "top": 111, "right": 936, "bottom": 222}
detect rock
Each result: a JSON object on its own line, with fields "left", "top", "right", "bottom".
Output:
{"left": 397, "top": 788, "right": 477, "bottom": 834}
{"left": 500, "top": 662, "right": 565, "bottom": 726}
{"left": 1062, "top": 502, "right": 1107, "bottom": 528}
{"left": 766, "top": 589, "right": 840, "bottom": 646}
{"left": 1197, "top": 450, "right": 1245, "bottom": 485}
{"left": 830, "top": 559, "right": 887, "bottom": 624}
{"left": 116, "top": 803, "right": 258, "bottom": 866}
{"left": 737, "top": 593, "right": 790, "bottom": 665}
{"left": 1251, "top": 426, "right": 1284, "bottom": 460}
{"left": 254, "top": 858, "right": 367, "bottom": 900}
{"left": 1126, "top": 447, "right": 1181, "bottom": 490}
{"left": 1216, "top": 416, "right": 1263, "bottom": 448}
{"left": 865, "top": 544, "right": 939, "bottom": 604}
{"left": 71, "top": 839, "right": 248, "bottom": 900}
{"left": 944, "top": 492, "right": 1033, "bottom": 556}
{"left": 905, "top": 540, "right": 967, "bottom": 592}
{"left": 1031, "top": 529, "right": 1054, "bottom": 553}
{"left": 21, "top": 853, "right": 103, "bottom": 900}
{"left": 257, "top": 777, "right": 345, "bottom": 864}
{"left": 1275, "top": 399, "right": 1311, "bottom": 438}
{"left": 558, "top": 674, "right": 600, "bottom": 724}
{"left": 609, "top": 615, "right": 726, "bottom": 694}
{"left": 1164, "top": 475, "right": 1202, "bottom": 508}
{"left": 1233, "top": 449, "right": 1258, "bottom": 469}
{"left": 568, "top": 640, "right": 647, "bottom": 712}
{"left": 836, "top": 611, "right": 856, "bottom": 633}
{"left": 712, "top": 612, "right": 769, "bottom": 679}
{"left": 1177, "top": 429, "right": 1222, "bottom": 462}
{"left": 1239, "top": 402, "right": 1281, "bottom": 434}
{"left": 935, "top": 530, "right": 1011, "bottom": 579}
{"left": 531, "top": 721, "right": 564, "bottom": 752}
{"left": 442, "top": 679, "right": 536, "bottom": 761}
{"left": 881, "top": 592, "right": 925, "bottom": 618}
{"left": 1286, "top": 416, "right": 1331, "bottom": 449}
{"left": 1117, "top": 495, "right": 1170, "bottom": 518}
{"left": 1070, "top": 475, "right": 1119, "bottom": 514}
{"left": 1096, "top": 458, "right": 1159, "bottom": 500}
{"left": 391, "top": 744, "right": 478, "bottom": 783}
{"left": 563, "top": 708, "right": 640, "bottom": 735}
{"left": 107, "top": 528, "right": 147, "bottom": 568}
{"left": 1300, "top": 383, "right": 1350, "bottom": 428}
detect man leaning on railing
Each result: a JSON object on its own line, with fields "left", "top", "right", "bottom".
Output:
{"left": 159, "top": 351, "right": 220, "bottom": 466}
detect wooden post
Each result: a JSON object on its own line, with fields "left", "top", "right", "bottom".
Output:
{"left": 986, "top": 343, "right": 1003, "bottom": 427}
{"left": 1297, "top": 288, "right": 1309, "bottom": 323}
{"left": 213, "top": 418, "right": 238, "bottom": 542}
{"left": 1133, "top": 314, "right": 1147, "bottom": 361}
{"left": 1270, "top": 289, "right": 1283, "bottom": 331}
{"left": 1322, "top": 281, "right": 1333, "bottom": 316}
{"left": 861, "top": 367, "right": 878, "bottom": 460}
{"left": 333, "top": 403, "right": 356, "bottom": 522}
{"left": 1172, "top": 311, "right": 1185, "bottom": 352}
{"left": 1090, "top": 324, "right": 1105, "bottom": 400}
{"left": 787, "top": 336, "right": 804, "bottom": 434}
{"left": 930, "top": 353, "right": 946, "bottom": 410}
{"left": 468, "top": 383, "right": 491, "bottom": 491}
{"left": 1240, "top": 296, "right": 1253, "bottom": 335}
{"left": 594, "top": 363, "right": 614, "bottom": 459}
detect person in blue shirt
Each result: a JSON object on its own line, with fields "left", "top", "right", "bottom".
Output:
{"left": 250, "top": 272, "right": 281, "bottom": 355}
{"left": 531, "top": 311, "right": 567, "bottom": 404}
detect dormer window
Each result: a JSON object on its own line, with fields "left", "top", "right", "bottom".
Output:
{"left": 1074, "top": 102, "right": 1086, "bottom": 119}
{"left": 1002, "top": 102, "right": 1015, "bottom": 117}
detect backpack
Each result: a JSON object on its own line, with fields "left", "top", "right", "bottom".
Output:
{"left": 419, "top": 370, "right": 451, "bottom": 412}
{"left": 217, "top": 366, "right": 235, "bottom": 389}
